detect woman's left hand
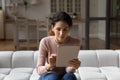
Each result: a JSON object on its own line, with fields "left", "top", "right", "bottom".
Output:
{"left": 69, "top": 59, "right": 81, "bottom": 70}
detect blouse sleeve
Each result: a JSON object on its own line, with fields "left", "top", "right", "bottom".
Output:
{"left": 36, "top": 38, "right": 48, "bottom": 75}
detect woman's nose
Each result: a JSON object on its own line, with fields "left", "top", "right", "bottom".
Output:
{"left": 60, "top": 30, "right": 64, "bottom": 36}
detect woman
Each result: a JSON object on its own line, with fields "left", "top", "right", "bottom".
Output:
{"left": 36, "top": 12, "right": 80, "bottom": 80}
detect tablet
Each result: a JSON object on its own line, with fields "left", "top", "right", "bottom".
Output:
{"left": 56, "top": 45, "right": 80, "bottom": 67}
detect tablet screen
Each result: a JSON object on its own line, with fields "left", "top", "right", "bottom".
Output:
{"left": 56, "top": 45, "right": 80, "bottom": 67}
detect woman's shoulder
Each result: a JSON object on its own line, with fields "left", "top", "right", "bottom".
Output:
{"left": 42, "top": 36, "right": 54, "bottom": 40}
{"left": 40, "top": 36, "right": 55, "bottom": 42}
{"left": 40, "top": 36, "right": 57, "bottom": 49}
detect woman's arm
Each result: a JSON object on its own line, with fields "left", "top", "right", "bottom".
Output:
{"left": 36, "top": 38, "right": 48, "bottom": 75}
{"left": 36, "top": 38, "right": 57, "bottom": 75}
{"left": 36, "top": 53, "right": 57, "bottom": 75}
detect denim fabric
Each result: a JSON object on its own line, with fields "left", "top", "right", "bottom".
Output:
{"left": 39, "top": 72, "right": 76, "bottom": 80}
{"left": 62, "top": 73, "right": 77, "bottom": 80}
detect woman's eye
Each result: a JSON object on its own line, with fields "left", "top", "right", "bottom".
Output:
{"left": 56, "top": 28, "right": 69, "bottom": 31}
{"left": 56, "top": 28, "right": 61, "bottom": 31}
{"left": 63, "top": 29, "right": 68, "bottom": 31}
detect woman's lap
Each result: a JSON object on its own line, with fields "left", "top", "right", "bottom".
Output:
{"left": 62, "top": 73, "right": 77, "bottom": 80}
{"left": 39, "top": 72, "right": 77, "bottom": 80}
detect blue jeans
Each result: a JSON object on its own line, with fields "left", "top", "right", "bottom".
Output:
{"left": 39, "top": 72, "right": 77, "bottom": 80}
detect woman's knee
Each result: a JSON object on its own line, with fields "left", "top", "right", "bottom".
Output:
{"left": 62, "top": 73, "right": 77, "bottom": 80}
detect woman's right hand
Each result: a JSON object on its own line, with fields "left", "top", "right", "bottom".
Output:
{"left": 49, "top": 54, "right": 56, "bottom": 67}
{"left": 46, "top": 54, "right": 56, "bottom": 71}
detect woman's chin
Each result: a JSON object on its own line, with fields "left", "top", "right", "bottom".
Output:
{"left": 57, "top": 39, "right": 65, "bottom": 44}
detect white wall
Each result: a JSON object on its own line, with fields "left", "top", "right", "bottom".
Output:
{"left": 80, "top": 0, "right": 85, "bottom": 19}
{"left": 7, "top": 0, "right": 51, "bottom": 19}
{"left": 5, "top": 0, "right": 51, "bottom": 39}
{"left": 20, "top": 0, "right": 51, "bottom": 19}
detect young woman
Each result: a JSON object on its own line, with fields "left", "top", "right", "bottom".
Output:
{"left": 36, "top": 12, "right": 81, "bottom": 80}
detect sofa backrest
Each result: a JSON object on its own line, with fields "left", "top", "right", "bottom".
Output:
{"left": 0, "top": 51, "right": 38, "bottom": 68}
{"left": 78, "top": 50, "right": 120, "bottom": 67}
{"left": 12, "top": 51, "right": 35, "bottom": 68}
{"left": 0, "top": 50, "right": 120, "bottom": 68}
{"left": 34, "top": 51, "right": 39, "bottom": 67}
{"left": 78, "top": 50, "right": 99, "bottom": 67}
{"left": 0, "top": 51, "right": 13, "bottom": 68}
{"left": 115, "top": 50, "right": 120, "bottom": 67}
{"left": 96, "top": 50, "right": 119, "bottom": 67}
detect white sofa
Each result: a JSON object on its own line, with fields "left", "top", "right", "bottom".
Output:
{"left": 76, "top": 50, "right": 120, "bottom": 80}
{"left": 0, "top": 50, "right": 120, "bottom": 80}
{"left": 0, "top": 51, "right": 39, "bottom": 80}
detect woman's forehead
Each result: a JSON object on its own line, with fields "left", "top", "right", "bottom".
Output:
{"left": 54, "top": 21, "right": 69, "bottom": 28}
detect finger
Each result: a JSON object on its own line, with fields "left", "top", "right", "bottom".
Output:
{"left": 73, "top": 58, "right": 78, "bottom": 60}
{"left": 49, "top": 57, "right": 56, "bottom": 64}
{"left": 52, "top": 56, "right": 56, "bottom": 59}
{"left": 69, "top": 60, "right": 80, "bottom": 68}
{"left": 71, "top": 59, "right": 80, "bottom": 64}
{"left": 51, "top": 54, "right": 57, "bottom": 57}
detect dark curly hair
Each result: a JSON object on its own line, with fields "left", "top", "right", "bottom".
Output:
{"left": 48, "top": 12, "right": 73, "bottom": 36}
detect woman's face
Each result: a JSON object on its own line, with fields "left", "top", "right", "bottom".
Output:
{"left": 52, "top": 21, "right": 70, "bottom": 43}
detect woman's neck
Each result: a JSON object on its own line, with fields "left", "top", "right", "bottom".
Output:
{"left": 55, "top": 36, "right": 70, "bottom": 44}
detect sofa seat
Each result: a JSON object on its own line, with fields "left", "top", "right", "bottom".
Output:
{"left": 30, "top": 69, "right": 40, "bottom": 80}
{"left": 78, "top": 67, "right": 120, "bottom": 80}
{"left": 0, "top": 68, "right": 11, "bottom": 75}
{"left": 0, "top": 68, "right": 35, "bottom": 80}
{"left": 0, "top": 74, "right": 6, "bottom": 80}
{"left": 100, "top": 67, "right": 120, "bottom": 80}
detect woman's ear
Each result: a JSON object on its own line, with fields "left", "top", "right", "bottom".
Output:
{"left": 51, "top": 25, "right": 54, "bottom": 31}
{"left": 48, "top": 25, "right": 55, "bottom": 36}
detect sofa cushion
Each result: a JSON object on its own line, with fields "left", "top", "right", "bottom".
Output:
{"left": 0, "top": 68, "right": 11, "bottom": 75}
{"left": 78, "top": 67, "right": 100, "bottom": 72}
{"left": 96, "top": 50, "right": 119, "bottom": 67}
{"left": 29, "top": 69, "right": 39, "bottom": 80}
{"left": 0, "top": 51, "right": 13, "bottom": 68}
{"left": 4, "top": 72, "right": 31, "bottom": 80}
{"left": 74, "top": 69, "right": 81, "bottom": 80}
{"left": 115, "top": 50, "right": 120, "bottom": 67}
{"left": 10, "top": 68, "right": 33, "bottom": 74}
{"left": 100, "top": 67, "right": 120, "bottom": 80}
{"left": 78, "top": 50, "right": 99, "bottom": 67}
{"left": 12, "top": 51, "right": 34, "bottom": 68}
{"left": 105, "top": 72, "right": 120, "bottom": 80}
{"left": 0, "top": 73, "right": 6, "bottom": 80}
{"left": 79, "top": 72, "right": 107, "bottom": 80}
{"left": 34, "top": 51, "right": 38, "bottom": 67}
{"left": 78, "top": 67, "right": 107, "bottom": 80}
{"left": 4, "top": 68, "right": 33, "bottom": 80}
